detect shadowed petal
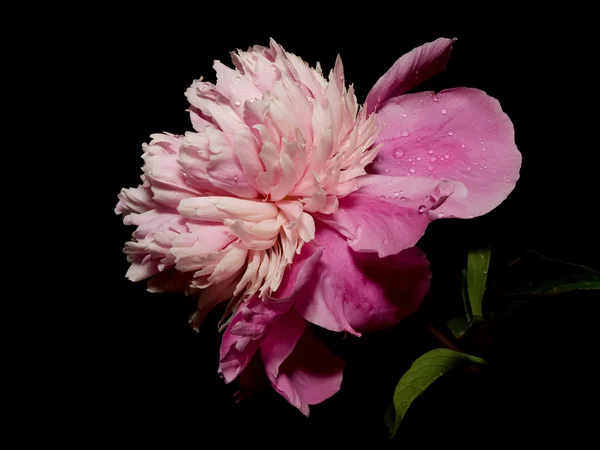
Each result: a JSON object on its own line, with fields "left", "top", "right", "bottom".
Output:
{"left": 365, "top": 37, "right": 455, "bottom": 115}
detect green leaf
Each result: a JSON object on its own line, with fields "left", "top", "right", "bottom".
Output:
{"left": 387, "top": 348, "right": 487, "bottom": 437}
{"left": 506, "top": 251, "right": 600, "bottom": 295}
{"left": 461, "top": 268, "right": 472, "bottom": 322}
{"left": 384, "top": 401, "right": 395, "bottom": 435}
{"left": 447, "top": 317, "right": 470, "bottom": 339}
{"left": 467, "top": 248, "right": 491, "bottom": 318}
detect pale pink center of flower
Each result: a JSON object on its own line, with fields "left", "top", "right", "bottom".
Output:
{"left": 118, "top": 41, "right": 379, "bottom": 311}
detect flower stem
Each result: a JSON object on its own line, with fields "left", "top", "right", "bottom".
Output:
{"left": 426, "top": 324, "right": 461, "bottom": 352}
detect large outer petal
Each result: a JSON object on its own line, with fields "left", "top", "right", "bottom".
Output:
{"left": 218, "top": 246, "right": 322, "bottom": 383}
{"left": 370, "top": 89, "right": 522, "bottom": 218}
{"left": 365, "top": 37, "right": 455, "bottom": 115}
{"left": 297, "top": 224, "right": 431, "bottom": 333}
{"left": 261, "top": 319, "right": 344, "bottom": 416}
{"left": 315, "top": 190, "right": 431, "bottom": 257}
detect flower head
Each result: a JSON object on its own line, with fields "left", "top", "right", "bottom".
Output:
{"left": 116, "top": 38, "right": 521, "bottom": 414}
{"left": 116, "top": 39, "right": 378, "bottom": 326}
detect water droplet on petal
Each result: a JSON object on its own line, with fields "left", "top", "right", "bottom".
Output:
{"left": 376, "top": 156, "right": 382, "bottom": 163}
{"left": 447, "top": 130, "right": 454, "bottom": 136}
{"left": 411, "top": 161, "right": 416, "bottom": 165}
{"left": 369, "top": 203, "right": 373, "bottom": 207}
{"left": 417, "top": 137, "right": 421, "bottom": 142}
{"left": 234, "top": 175, "right": 238, "bottom": 182}
{"left": 433, "top": 95, "right": 438, "bottom": 102}
{"left": 401, "top": 129, "right": 410, "bottom": 137}
{"left": 409, "top": 168, "right": 416, "bottom": 174}
{"left": 445, "top": 154, "right": 450, "bottom": 159}
{"left": 402, "top": 113, "right": 407, "bottom": 118}
{"left": 507, "top": 178, "right": 511, "bottom": 182}
{"left": 418, "top": 205, "right": 427, "bottom": 213}
{"left": 461, "top": 144, "right": 466, "bottom": 148}
{"left": 430, "top": 156, "right": 438, "bottom": 163}
{"left": 441, "top": 108, "right": 447, "bottom": 115}
{"left": 437, "top": 212, "right": 445, "bottom": 218}
{"left": 408, "top": 158, "right": 412, "bottom": 162}
{"left": 416, "top": 156, "right": 422, "bottom": 161}
{"left": 484, "top": 165, "right": 487, "bottom": 169}
{"left": 428, "top": 149, "right": 434, "bottom": 155}
{"left": 235, "top": 76, "right": 241, "bottom": 82}
{"left": 482, "top": 148, "right": 486, "bottom": 152}
{"left": 394, "top": 191, "right": 400, "bottom": 197}
{"left": 235, "top": 100, "right": 241, "bottom": 107}
{"left": 427, "top": 165, "right": 434, "bottom": 172}
{"left": 467, "top": 167, "right": 471, "bottom": 171}
{"left": 300, "top": 139, "right": 306, "bottom": 148}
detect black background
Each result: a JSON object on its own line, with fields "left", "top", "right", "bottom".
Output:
{"left": 80, "top": 9, "right": 600, "bottom": 446}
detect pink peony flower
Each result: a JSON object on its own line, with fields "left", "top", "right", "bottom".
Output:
{"left": 116, "top": 38, "right": 521, "bottom": 415}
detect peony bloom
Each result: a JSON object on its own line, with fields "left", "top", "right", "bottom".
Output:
{"left": 116, "top": 38, "right": 521, "bottom": 415}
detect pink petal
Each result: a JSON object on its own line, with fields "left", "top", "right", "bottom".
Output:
{"left": 352, "top": 174, "right": 463, "bottom": 215}
{"left": 189, "top": 274, "right": 240, "bottom": 330}
{"left": 218, "top": 246, "right": 323, "bottom": 383}
{"left": 185, "top": 82, "right": 246, "bottom": 134}
{"left": 259, "top": 311, "right": 305, "bottom": 381}
{"left": 218, "top": 295, "right": 289, "bottom": 383}
{"left": 143, "top": 152, "right": 199, "bottom": 208}
{"left": 115, "top": 185, "right": 156, "bottom": 216}
{"left": 169, "top": 224, "right": 234, "bottom": 272}
{"left": 204, "top": 128, "right": 260, "bottom": 199}
{"left": 233, "top": 128, "right": 264, "bottom": 193}
{"left": 269, "top": 153, "right": 296, "bottom": 202}
{"left": 125, "top": 258, "right": 159, "bottom": 282}
{"left": 178, "top": 196, "right": 278, "bottom": 222}
{"left": 189, "top": 109, "right": 216, "bottom": 133}
{"left": 249, "top": 52, "right": 281, "bottom": 92}
{"left": 298, "top": 224, "right": 431, "bottom": 333}
{"left": 178, "top": 133, "right": 232, "bottom": 196}
{"left": 309, "top": 102, "right": 334, "bottom": 171}
{"left": 365, "top": 37, "right": 455, "bottom": 115}
{"left": 273, "top": 76, "right": 313, "bottom": 141}
{"left": 276, "top": 200, "right": 304, "bottom": 225}
{"left": 316, "top": 191, "right": 430, "bottom": 257}
{"left": 261, "top": 319, "right": 344, "bottom": 416}
{"left": 370, "top": 88, "right": 522, "bottom": 218}
{"left": 285, "top": 52, "right": 325, "bottom": 100}
{"left": 213, "top": 60, "right": 262, "bottom": 112}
